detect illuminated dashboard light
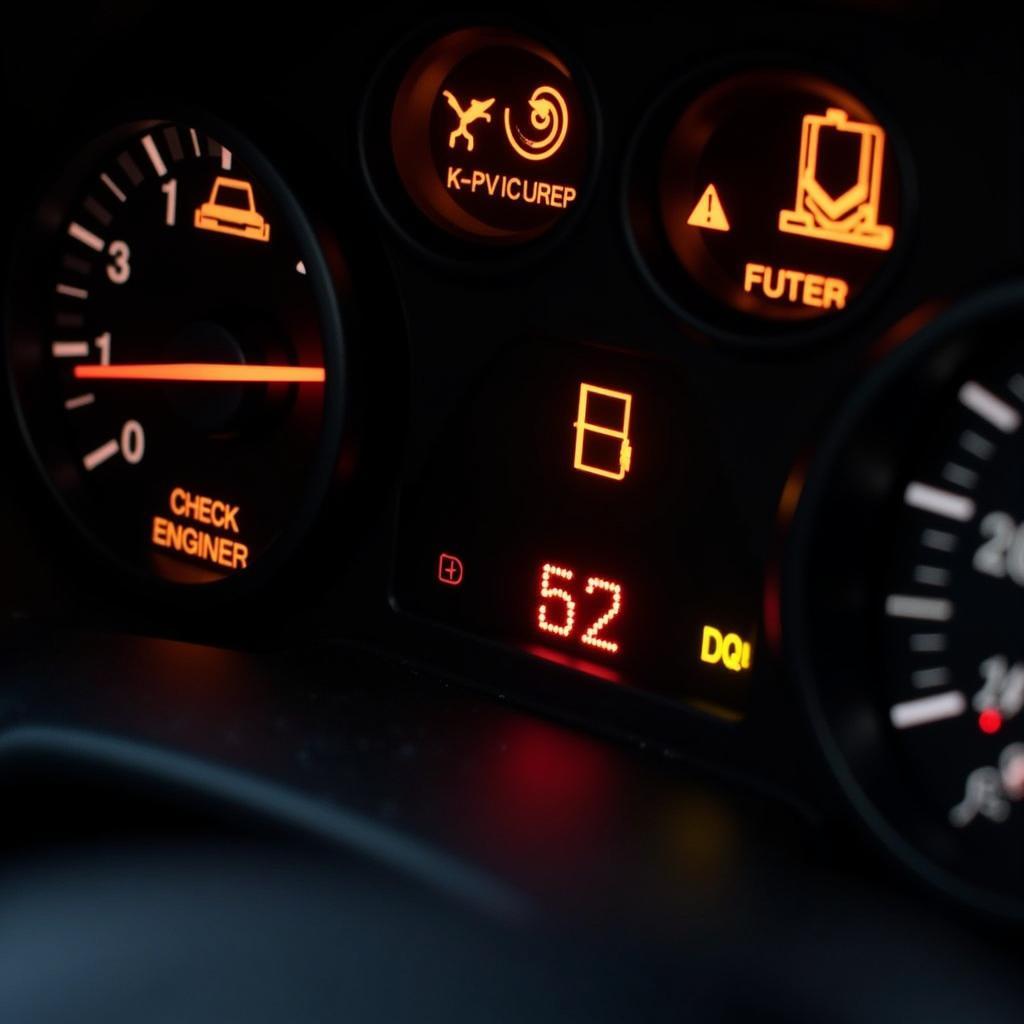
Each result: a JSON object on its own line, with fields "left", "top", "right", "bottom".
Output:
{"left": 979, "top": 708, "right": 1004, "bottom": 735}
{"left": 573, "top": 383, "right": 633, "bottom": 481}
{"left": 536, "top": 561, "right": 623, "bottom": 656}
{"left": 647, "top": 69, "right": 902, "bottom": 327}
{"left": 389, "top": 28, "right": 590, "bottom": 244}
{"left": 580, "top": 577, "right": 622, "bottom": 653}
{"left": 699, "top": 625, "right": 752, "bottom": 673}
{"left": 74, "top": 363, "right": 326, "bottom": 383}
{"left": 777, "top": 108, "right": 894, "bottom": 251}
{"left": 152, "top": 486, "right": 249, "bottom": 571}
{"left": 687, "top": 183, "right": 730, "bottom": 232}
{"left": 537, "top": 562, "right": 576, "bottom": 637}
{"left": 438, "top": 552, "right": 465, "bottom": 586}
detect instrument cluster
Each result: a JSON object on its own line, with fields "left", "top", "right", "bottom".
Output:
{"left": 0, "top": 7, "right": 1022, "bottom": 923}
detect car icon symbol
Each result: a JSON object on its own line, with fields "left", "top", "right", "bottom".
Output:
{"left": 194, "top": 176, "right": 270, "bottom": 242}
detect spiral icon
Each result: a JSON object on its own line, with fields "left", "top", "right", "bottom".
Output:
{"left": 503, "top": 86, "right": 570, "bottom": 162}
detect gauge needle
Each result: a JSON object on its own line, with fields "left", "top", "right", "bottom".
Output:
{"left": 73, "top": 363, "right": 326, "bottom": 383}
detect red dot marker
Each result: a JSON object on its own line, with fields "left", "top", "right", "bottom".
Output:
{"left": 978, "top": 708, "right": 1003, "bottom": 735}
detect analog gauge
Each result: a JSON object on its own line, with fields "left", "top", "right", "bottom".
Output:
{"left": 788, "top": 285, "right": 1024, "bottom": 917}
{"left": 7, "top": 117, "right": 345, "bottom": 585}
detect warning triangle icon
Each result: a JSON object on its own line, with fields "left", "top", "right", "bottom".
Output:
{"left": 687, "top": 184, "right": 730, "bottom": 231}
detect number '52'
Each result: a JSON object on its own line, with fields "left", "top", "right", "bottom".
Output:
{"left": 536, "top": 562, "right": 623, "bottom": 654}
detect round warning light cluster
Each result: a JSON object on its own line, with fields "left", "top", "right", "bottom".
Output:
{"left": 387, "top": 28, "right": 591, "bottom": 246}
{"left": 628, "top": 68, "right": 905, "bottom": 338}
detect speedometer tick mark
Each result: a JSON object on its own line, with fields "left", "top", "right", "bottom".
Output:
{"left": 117, "top": 152, "right": 143, "bottom": 187}
{"left": 890, "top": 691, "right": 966, "bottom": 729}
{"left": 911, "top": 666, "right": 952, "bottom": 689}
{"left": 100, "top": 173, "right": 126, "bottom": 203}
{"left": 959, "top": 430, "right": 995, "bottom": 461}
{"left": 82, "top": 439, "right": 120, "bottom": 471}
{"left": 67, "top": 222, "right": 105, "bottom": 253}
{"left": 51, "top": 341, "right": 90, "bottom": 358}
{"left": 959, "top": 381, "right": 1021, "bottom": 434}
{"left": 921, "top": 529, "right": 957, "bottom": 553}
{"left": 941, "top": 463, "right": 978, "bottom": 490}
{"left": 56, "top": 284, "right": 88, "bottom": 300}
{"left": 141, "top": 134, "right": 168, "bottom": 177}
{"left": 885, "top": 595, "right": 953, "bottom": 621}
{"left": 910, "top": 634, "right": 947, "bottom": 653}
{"left": 64, "top": 393, "right": 95, "bottom": 411}
{"left": 913, "top": 565, "right": 950, "bottom": 587}
{"left": 163, "top": 126, "right": 184, "bottom": 162}
{"left": 83, "top": 196, "right": 112, "bottom": 226}
{"left": 904, "top": 482, "right": 975, "bottom": 522}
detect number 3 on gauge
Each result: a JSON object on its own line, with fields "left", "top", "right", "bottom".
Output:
{"left": 536, "top": 561, "right": 623, "bottom": 654}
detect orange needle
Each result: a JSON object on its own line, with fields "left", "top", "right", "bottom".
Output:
{"left": 73, "top": 363, "right": 326, "bottom": 383}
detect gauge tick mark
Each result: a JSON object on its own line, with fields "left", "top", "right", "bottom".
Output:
{"left": 959, "top": 381, "right": 1021, "bottom": 434}
{"left": 904, "top": 482, "right": 975, "bottom": 522}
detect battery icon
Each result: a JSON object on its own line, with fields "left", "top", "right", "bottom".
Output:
{"left": 778, "top": 107, "right": 894, "bottom": 251}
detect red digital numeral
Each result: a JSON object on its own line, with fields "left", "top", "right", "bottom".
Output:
{"left": 536, "top": 562, "right": 622, "bottom": 654}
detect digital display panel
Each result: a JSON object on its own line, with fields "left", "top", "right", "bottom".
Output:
{"left": 393, "top": 342, "right": 762, "bottom": 715}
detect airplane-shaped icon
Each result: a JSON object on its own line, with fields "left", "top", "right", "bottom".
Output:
{"left": 443, "top": 90, "right": 495, "bottom": 152}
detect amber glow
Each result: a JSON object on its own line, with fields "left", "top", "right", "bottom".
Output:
{"left": 778, "top": 108, "right": 894, "bottom": 251}
{"left": 74, "top": 363, "right": 325, "bottom": 383}
{"left": 536, "top": 561, "right": 623, "bottom": 656}
{"left": 444, "top": 91, "right": 495, "bottom": 151}
{"left": 573, "top": 383, "right": 633, "bottom": 481}
{"left": 390, "top": 28, "right": 587, "bottom": 243}
{"left": 194, "top": 177, "right": 270, "bottom": 242}
{"left": 503, "top": 86, "right": 569, "bottom": 161}
{"left": 743, "top": 262, "right": 848, "bottom": 310}
{"left": 152, "top": 485, "right": 249, "bottom": 571}
{"left": 656, "top": 69, "right": 900, "bottom": 324}
{"left": 687, "top": 183, "right": 730, "bottom": 232}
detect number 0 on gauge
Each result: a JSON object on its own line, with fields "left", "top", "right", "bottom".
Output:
{"left": 7, "top": 117, "right": 346, "bottom": 585}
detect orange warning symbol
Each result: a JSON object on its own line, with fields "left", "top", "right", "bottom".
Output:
{"left": 778, "top": 108, "right": 894, "bottom": 251}
{"left": 687, "top": 184, "right": 730, "bottom": 232}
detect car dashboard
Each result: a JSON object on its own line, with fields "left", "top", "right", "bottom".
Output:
{"left": 1, "top": 4, "right": 1023, "bottom": 1021}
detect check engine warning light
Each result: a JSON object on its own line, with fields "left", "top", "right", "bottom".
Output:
{"left": 438, "top": 552, "right": 465, "bottom": 586}
{"left": 390, "top": 28, "right": 589, "bottom": 244}
{"left": 573, "top": 383, "right": 633, "bottom": 481}
{"left": 151, "top": 487, "right": 249, "bottom": 571}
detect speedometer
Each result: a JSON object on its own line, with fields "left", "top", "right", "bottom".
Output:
{"left": 788, "top": 285, "right": 1024, "bottom": 918}
{"left": 7, "top": 116, "right": 345, "bottom": 586}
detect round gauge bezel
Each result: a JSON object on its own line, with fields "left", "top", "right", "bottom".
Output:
{"left": 5, "top": 110, "right": 348, "bottom": 597}
{"left": 622, "top": 54, "right": 916, "bottom": 350}
{"left": 785, "top": 281, "right": 1024, "bottom": 921}
{"left": 359, "top": 18, "right": 603, "bottom": 269}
